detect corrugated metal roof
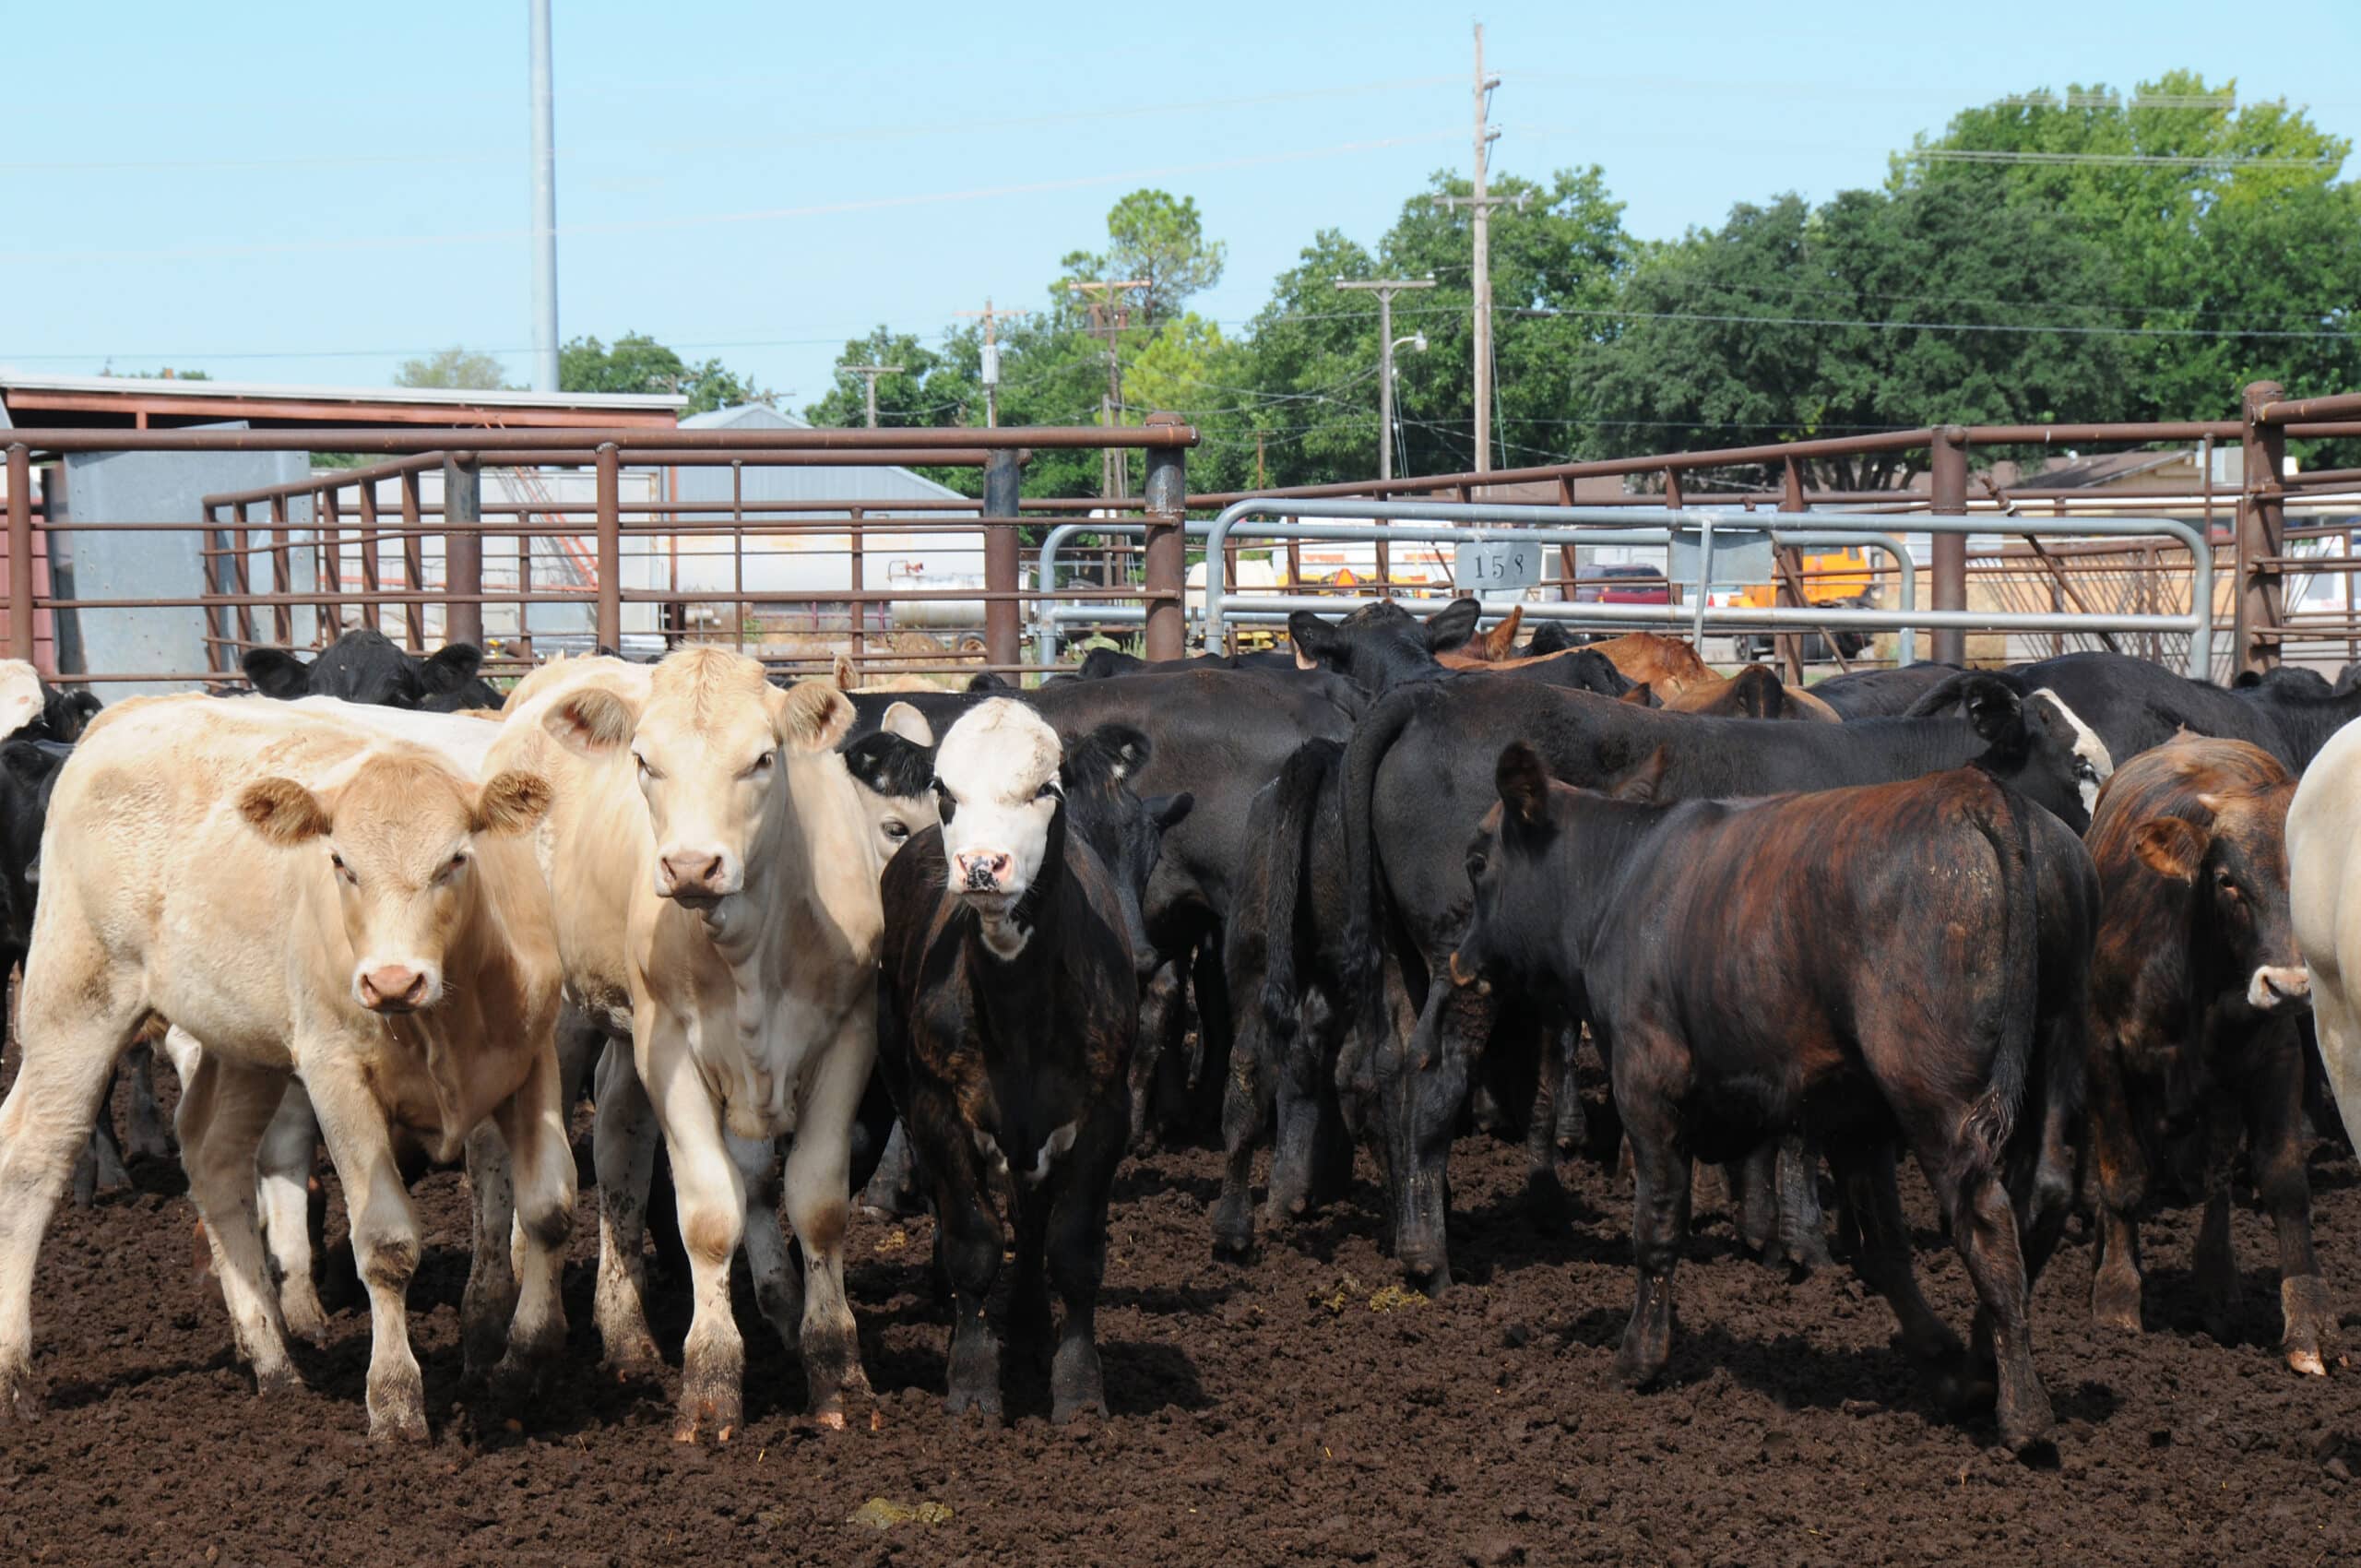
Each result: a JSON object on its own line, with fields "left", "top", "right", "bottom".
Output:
{"left": 0, "top": 369, "right": 685, "bottom": 412}
{"left": 671, "top": 403, "right": 969, "bottom": 507}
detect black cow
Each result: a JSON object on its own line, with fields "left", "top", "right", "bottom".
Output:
{"left": 1338, "top": 672, "right": 2106, "bottom": 1289}
{"left": 1809, "top": 661, "right": 1964, "bottom": 719}
{"left": 2081, "top": 737, "right": 2332, "bottom": 1373}
{"left": 243, "top": 628, "right": 503, "bottom": 712}
{"left": 875, "top": 703, "right": 1189, "bottom": 1420}
{"left": 1993, "top": 650, "right": 2361, "bottom": 772}
{"left": 1452, "top": 753, "right": 2058, "bottom": 1452}
{"left": 0, "top": 671, "right": 101, "bottom": 745}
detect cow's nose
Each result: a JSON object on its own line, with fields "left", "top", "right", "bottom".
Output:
{"left": 359, "top": 965, "right": 430, "bottom": 1012}
{"left": 955, "top": 850, "right": 1012, "bottom": 891}
{"left": 660, "top": 850, "right": 724, "bottom": 894}
{"left": 2250, "top": 966, "right": 2312, "bottom": 1011}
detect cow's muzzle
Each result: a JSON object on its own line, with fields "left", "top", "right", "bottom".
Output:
{"left": 954, "top": 849, "right": 1014, "bottom": 895}
{"left": 1447, "top": 947, "right": 1491, "bottom": 995}
{"left": 2248, "top": 965, "right": 2312, "bottom": 1014}
{"left": 657, "top": 847, "right": 739, "bottom": 906}
{"left": 357, "top": 964, "right": 435, "bottom": 1014}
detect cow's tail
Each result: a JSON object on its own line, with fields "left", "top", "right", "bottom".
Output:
{"left": 1259, "top": 739, "right": 1342, "bottom": 1049}
{"left": 1958, "top": 776, "right": 2037, "bottom": 1188}
{"left": 1340, "top": 684, "right": 1433, "bottom": 1010}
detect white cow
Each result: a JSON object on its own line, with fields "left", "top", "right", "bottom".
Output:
{"left": 487, "top": 647, "right": 883, "bottom": 1439}
{"left": 0, "top": 695, "right": 571, "bottom": 1438}
{"left": 2288, "top": 714, "right": 2361, "bottom": 1151}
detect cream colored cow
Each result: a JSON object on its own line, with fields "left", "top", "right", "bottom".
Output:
{"left": 488, "top": 647, "right": 882, "bottom": 1439}
{"left": 0, "top": 695, "right": 571, "bottom": 1440}
{"left": 2289, "top": 714, "right": 2361, "bottom": 1151}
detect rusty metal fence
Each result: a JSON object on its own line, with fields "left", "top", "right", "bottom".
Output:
{"left": 5, "top": 381, "right": 2359, "bottom": 688}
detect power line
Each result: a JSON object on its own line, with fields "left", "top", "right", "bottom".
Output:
{"left": 1913, "top": 148, "right": 2342, "bottom": 170}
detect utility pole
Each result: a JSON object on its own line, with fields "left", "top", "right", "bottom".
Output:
{"left": 1066, "top": 279, "right": 1149, "bottom": 498}
{"left": 955, "top": 297, "right": 1027, "bottom": 428}
{"left": 838, "top": 364, "right": 905, "bottom": 429}
{"left": 1335, "top": 278, "right": 1434, "bottom": 481}
{"left": 528, "top": 0, "right": 559, "bottom": 392}
{"left": 1433, "top": 22, "right": 1521, "bottom": 475}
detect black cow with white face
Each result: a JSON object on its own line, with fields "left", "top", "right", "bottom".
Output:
{"left": 874, "top": 700, "right": 1189, "bottom": 1421}
{"left": 0, "top": 660, "right": 101, "bottom": 746}
{"left": 243, "top": 628, "right": 503, "bottom": 712}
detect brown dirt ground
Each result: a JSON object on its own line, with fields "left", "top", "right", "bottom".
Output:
{"left": 3, "top": 1063, "right": 2359, "bottom": 1568}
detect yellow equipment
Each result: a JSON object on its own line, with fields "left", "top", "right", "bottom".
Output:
{"left": 1733, "top": 546, "right": 1876, "bottom": 609}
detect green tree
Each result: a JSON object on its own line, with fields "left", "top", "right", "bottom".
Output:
{"left": 1061, "top": 189, "right": 1228, "bottom": 327}
{"left": 1584, "top": 184, "right": 2128, "bottom": 488}
{"left": 559, "top": 331, "right": 768, "bottom": 416}
{"left": 99, "top": 364, "right": 210, "bottom": 380}
{"left": 800, "top": 328, "right": 959, "bottom": 430}
{"left": 393, "top": 346, "right": 512, "bottom": 391}
{"left": 1897, "top": 73, "right": 2361, "bottom": 421}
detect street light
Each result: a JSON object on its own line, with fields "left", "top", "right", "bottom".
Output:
{"left": 1335, "top": 276, "right": 1437, "bottom": 481}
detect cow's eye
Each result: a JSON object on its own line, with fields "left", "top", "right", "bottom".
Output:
{"left": 329, "top": 853, "right": 356, "bottom": 885}
{"left": 1466, "top": 851, "right": 1488, "bottom": 881}
{"left": 1035, "top": 781, "right": 1061, "bottom": 802}
{"left": 2074, "top": 760, "right": 2098, "bottom": 781}
{"left": 742, "top": 752, "right": 775, "bottom": 779}
{"left": 436, "top": 852, "right": 469, "bottom": 884}
{"left": 883, "top": 820, "right": 910, "bottom": 842}
{"left": 2216, "top": 869, "right": 2238, "bottom": 896}
{"left": 633, "top": 753, "right": 658, "bottom": 783}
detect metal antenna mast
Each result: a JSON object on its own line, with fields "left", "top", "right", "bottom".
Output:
{"left": 528, "top": 0, "right": 560, "bottom": 392}
{"left": 1335, "top": 277, "right": 1434, "bottom": 481}
{"left": 1433, "top": 23, "right": 1522, "bottom": 474}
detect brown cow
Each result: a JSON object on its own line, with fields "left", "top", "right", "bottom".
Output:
{"left": 2082, "top": 736, "right": 2331, "bottom": 1373}
{"left": 1442, "top": 629, "right": 1835, "bottom": 718}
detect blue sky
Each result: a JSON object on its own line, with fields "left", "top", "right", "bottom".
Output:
{"left": 5, "top": 0, "right": 2356, "bottom": 410}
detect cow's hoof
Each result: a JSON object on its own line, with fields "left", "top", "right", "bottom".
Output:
{"left": 1051, "top": 1338, "right": 1107, "bottom": 1425}
{"left": 599, "top": 1330, "right": 664, "bottom": 1380}
{"left": 0, "top": 1370, "right": 43, "bottom": 1425}
{"left": 254, "top": 1360, "right": 305, "bottom": 1399}
{"left": 279, "top": 1290, "right": 332, "bottom": 1349}
{"left": 2090, "top": 1275, "right": 2143, "bottom": 1335}
{"left": 367, "top": 1403, "right": 430, "bottom": 1443}
{"left": 1208, "top": 1194, "right": 1256, "bottom": 1262}
{"left": 2283, "top": 1275, "right": 2334, "bottom": 1377}
{"left": 1608, "top": 1343, "right": 1665, "bottom": 1393}
{"left": 672, "top": 1389, "right": 743, "bottom": 1444}
{"left": 943, "top": 1384, "right": 1003, "bottom": 1420}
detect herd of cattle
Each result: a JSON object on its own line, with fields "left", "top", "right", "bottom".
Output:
{"left": 0, "top": 608, "right": 2358, "bottom": 1456}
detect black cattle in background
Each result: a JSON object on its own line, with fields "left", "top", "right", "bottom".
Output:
{"left": 243, "top": 628, "right": 503, "bottom": 712}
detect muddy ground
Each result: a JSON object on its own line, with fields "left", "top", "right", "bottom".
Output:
{"left": 3, "top": 1063, "right": 2358, "bottom": 1568}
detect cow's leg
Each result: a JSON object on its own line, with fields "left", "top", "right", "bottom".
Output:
{"left": 638, "top": 1018, "right": 749, "bottom": 1443}
{"left": 1128, "top": 960, "right": 1189, "bottom": 1147}
{"left": 0, "top": 962, "right": 143, "bottom": 1422}
{"left": 1523, "top": 1023, "right": 1571, "bottom": 1230}
{"left": 1047, "top": 1136, "right": 1121, "bottom": 1424}
{"left": 1830, "top": 1142, "right": 1967, "bottom": 1382}
{"left": 1945, "top": 1158, "right": 2050, "bottom": 1453}
{"left": 2312, "top": 986, "right": 2361, "bottom": 1159}
{"left": 303, "top": 1057, "right": 429, "bottom": 1442}
{"left": 488, "top": 1046, "right": 577, "bottom": 1401}
{"left": 459, "top": 1122, "right": 520, "bottom": 1381}
{"left": 1612, "top": 1100, "right": 1691, "bottom": 1390}
{"left": 176, "top": 1053, "right": 302, "bottom": 1398}
{"left": 859, "top": 1119, "right": 924, "bottom": 1218}
{"left": 2192, "top": 1082, "right": 2246, "bottom": 1343}
{"left": 729, "top": 1131, "right": 802, "bottom": 1354}
{"left": 1210, "top": 983, "right": 1273, "bottom": 1260}
{"left": 2084, "top": 1044, "right": 2148, "bottom": 1334}
{"left": 1551, "top": 1025, "right": 1588, "bottom": 1156}
{"left": 781, "top": 1022, "right": 872, "bottom": 1427}
{"left": 2246, "top": 1024, "right": 2332, "bottom": 1376}
{"left": 590, "top": 1038, "right": 663, "bottom": 1373}
{"left": 77, "top": 1088, "right": 132, "bottom": 1205}
{"left": 1775, "top": 1133, "right": 1832, "bottom": 1272}
{"left": 124, "top": 1038, "right": 174, "bottom": 1161}
{"left": 1384, "top": 980, "right": 1477, "bottom": 1292}
{"left": 254, "top": 1082, "right": 327, "bottom": 1344}
{"left": 1725, "top": 1141, "right": 1779, "bottom": 1262}
{"left": 1270, "top": 987, "right": 1354, "bottom": 1223}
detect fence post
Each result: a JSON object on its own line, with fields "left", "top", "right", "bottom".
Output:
{"left": 983, "top": 447, "right": 1023, "bottom": 671}
{"left": 398, "top": 468, "right": 427, "bottom": 647}
{"left": 1142, "top": 412, "right": 1187, "bottom": 661}
{"left": 1774, "top": 458, "right": 1806, "bottom": 683}
{"left": 595, "top": 442, "right": 622, "bottom": 652}
{"left": 6, "top": 444, "right": 30, "bottom": 662}
{"left": 2236, "top": 379, "right": 2285, "bottom": 677}
{"left": 444, "top": 453, "right": 484, "bottom": 648}
{"left": 268, "top": 493, "right": 293, "bottom": 646}
{"left": 1930, "top": 426, "right": 1968, "bottom": 665}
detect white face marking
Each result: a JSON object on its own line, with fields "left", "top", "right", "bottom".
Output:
{"left": 932, "top": 700, "right": 1062, "bottom": 945}
{"left": 2248, "top": 964, "right": 2311, "bottom": 1012}
{"left": 2034, "top": 688, "right": 2113, "bottom": 816}
{"left": 0, "top": 661, "right": 42, "bottom": 737}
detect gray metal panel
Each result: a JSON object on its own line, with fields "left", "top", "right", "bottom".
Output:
{"left": 671, "top": 402, "right": 968, "bottom": 513}
{"left": 57, "top": 437, "right": 309, "bottom": 696}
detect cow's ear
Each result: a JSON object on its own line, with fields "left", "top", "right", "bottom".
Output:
{"left": 1423, "top": 597, "right": 1483, "bottom": 653}
{"left": 831, "top": 653, "right": 858, "bottom": 692}
{"left": 421, "top": 643, "right": 484, "bottom": 695}
{"left": 472, "top": 769, "right": 553, "bottom": 836}
{"left": 1477, "top": 605, "right": 1524, "bottom": 660}
{"left": 881, "top": 701, "right": 934, "bottom": 746}
{"left": 1608, "top": 744, "right": 1672, "bottom": 803}
{"left": 243, "top": 647, "right": 311, "bottom": 700}
{"left": 238, "top": 777, "right": 331, "bottom": 846}
{"left": 1288, "top": 612, "right": 1345, "bottom": 671}
{"left": 542, "top": 687, "right": 638, "bottom": 756}
{"left": 968, "top": 671, "right": 1013, "bottom": 694}
{"left": 2132, "top": 816, "right": 2210, "bottom": 882}
{"left": 1147, "top": 791, "right": 1194, "bottom": 832}
{"left": 771, "top": 679, "right": 856, "bottom": 754}
{"left": 842, "top": 732, "right": 931, "bottom": 799}
{"left": 1495, "top": 742, "right": 1553, "bottom": 833}
{"left": 2234, "top": 670, "right": 2265, "bottom": 688}
{"left": 1959, "top": 677, "right": 2024, "bottom": 744}
{"left": 1619, "top": 681, "right": 1655, "bottom": 707}
{"left": 50, "top": 689, "right": 101, "bottom": 741}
